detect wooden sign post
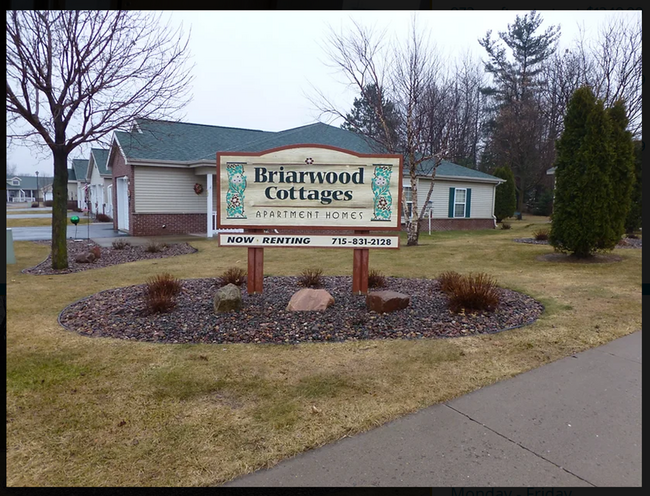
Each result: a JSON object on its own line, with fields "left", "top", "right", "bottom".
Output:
{"left": 216, "top": 145, "right": 403, "bottom": 295}
{"left": 246, "top": 229, "right": 264, "bottom": 294}
{"left": 352, "top": 230, "right": 370, "bottom": 295}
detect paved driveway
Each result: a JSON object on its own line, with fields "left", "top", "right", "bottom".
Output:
{"left": 6, "top": 212, "right": 81, "bottom": 219}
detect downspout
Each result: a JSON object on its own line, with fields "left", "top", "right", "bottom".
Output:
{"left": 491, "top": 183, "right": 498, "bottom": 228}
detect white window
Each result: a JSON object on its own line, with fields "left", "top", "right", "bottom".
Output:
{"left": 454, "top": 188, "right": 467, "bottom": 218}
{"left": 403, "top": 185, "right": 413, "bottom": 219}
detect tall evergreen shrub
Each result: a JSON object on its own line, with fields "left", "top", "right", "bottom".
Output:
{"left": 549, "top": 87, "right": 634, "bottom": 257}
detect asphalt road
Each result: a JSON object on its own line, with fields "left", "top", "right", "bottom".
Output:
{"left": 8, "top": 223, "right": 127, "bottom": 241}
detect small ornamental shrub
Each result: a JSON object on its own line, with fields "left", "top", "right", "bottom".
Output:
{"left": 90, "top": 245, "right": 101, "bottom": 260}
{"left": 44, "top": 200, "right": 54, "bottom": 207}
{"left": 298, "top": 267, "right": 323, "bottom": 288}
{"left": 446, "top": 272, "right": 500, "bottom": 314}
{"left": 144, "top": 273, "right": 182, "bottom": 314}
{"left": 112, "top": 240, "right": 131, "bottom": 250}
{"left": 533, "top": 228, "right": 550, "bottom": 241}
{"left": 625, "top": 233, "right": 639, "bottom": 240}
{"left": 95, "top": 213, "right": 112, "bottom": 222}
{"left": 31, "top": 202, "right": 39, "bottom": 208}
{"left": 144, "top": 242, "right": 162, "bottom": 253}
{"left": 219, "top": 267, "right": 247, "bottom": 287}
{"left": 500, "top": 222, "right": 511, "bottom": 230}
{"left": 438, "top": 271, "right": 462, "bottom": 295}
{"left": 367, "top": 269, "right": 386, "bottom": 288}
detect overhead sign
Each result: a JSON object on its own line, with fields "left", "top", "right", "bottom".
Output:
{"left": 218, "top": 233, "right": 400, "bottom": 249}
{"left": 216, "top": 145, "right": 403, "bottom": 230}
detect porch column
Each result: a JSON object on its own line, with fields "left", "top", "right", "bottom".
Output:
{"left": 207, "top": 173, "right": 213, "bottom": 238}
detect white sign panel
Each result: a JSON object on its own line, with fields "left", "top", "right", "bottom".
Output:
{"left": 217, "top": 145, "right": 403, "bottom": 230}
{"left": 218, "top": 233, "right": 400, "bottom": 249}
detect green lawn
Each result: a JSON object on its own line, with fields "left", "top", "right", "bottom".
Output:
{"left": 6, "top": 216, "right": 641, "bottom": 486}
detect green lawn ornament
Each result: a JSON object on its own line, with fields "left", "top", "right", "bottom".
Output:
{"left": 70, "top": 215, "right": 80, "bottom": 238}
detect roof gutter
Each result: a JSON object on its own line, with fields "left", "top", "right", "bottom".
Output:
{"left": 410, "top": 174, "right": 505, "bottom": 184}
{"left": 124, "top": 158, "right": 216, "bottom": 168}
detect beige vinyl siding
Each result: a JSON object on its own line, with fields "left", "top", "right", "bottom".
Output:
{"left": 89, "top": 162, "right": 104, "bottom": 188}
{"left": 192, "top": 168, "right": 219, "bottom": 211}
{"left": 134, "top": 166, "right": 208, "bottom": 213}
{"left": 415, "top": 179, "right": 495, "bottom": 219}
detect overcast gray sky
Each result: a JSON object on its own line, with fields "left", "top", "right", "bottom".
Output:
{"left": 6, "top": 10, "right": 641, "bottom": 176}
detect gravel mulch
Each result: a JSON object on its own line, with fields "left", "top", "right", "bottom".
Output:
{"left": 23, "top": 239, "right": 198, "bottom": 275}
{"left": 513, "top": 237, "right": 642, "bottom": 249}
{"left": 59, "top": 276, "right": 544, "bottom": 345}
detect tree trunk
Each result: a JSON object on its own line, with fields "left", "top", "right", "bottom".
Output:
{"left": 406, "top": 218, "right": 420, "bottom": 246}
{"left": 51, "top": 147, "right": 69, "bottom": 270}
{"left": 516, "top": 186, "right": 524, "bottom": 213}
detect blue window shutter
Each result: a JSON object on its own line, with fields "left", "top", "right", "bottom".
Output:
{"left": 448, "top": 187, "right": 455, "bottom": 218}
{"left": 465, "top": 188, "right": 472, "bottom": 218}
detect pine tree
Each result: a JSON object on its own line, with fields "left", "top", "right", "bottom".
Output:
{"left": 550, "top": 86, "right": 624, "bottom": 258}
{"left": 493, "top": 166, "right": 517, "bottom": 223}
{"left": 625, "top": 141, "right": 642, "bottom": 233}
{"left": 479, "top": 11, "right": 561, "bottom": 212}
{"left": 606, "top": 101, "right": 635, "bottom": 238}
{"left": 341, "top": 83, "right": 401, "bottom": 151}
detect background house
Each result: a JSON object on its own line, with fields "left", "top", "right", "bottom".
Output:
{"left": 404, "top": 160, "right": 504, "bottom": 231}
{"left": 106, "top": 118, "right": 504, "bottom": 236}
{"left": 6, "top": 175, "right": 54, "bottom": 203}
{"left": 85, "top": 148, "right": 112, "bottom": 218}
{"left": 68, "top": 159, "right": 89, "bottom": 208}
{"left": 71, "top": 159, "right": 89, "bottom": 209}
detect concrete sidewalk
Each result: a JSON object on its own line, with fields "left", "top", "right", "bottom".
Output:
{"left": 224, "top": 331, "right": 641, "bottom": 487}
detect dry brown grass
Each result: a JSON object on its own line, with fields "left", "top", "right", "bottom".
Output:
{"left": 218, "top": 267, "right": 247, "bottom": 287}
{"left": 444, "top": 272, "right": 500, "bottom": 313}
{"left": 6, "top": 216, "right": 641, "bottom": 486}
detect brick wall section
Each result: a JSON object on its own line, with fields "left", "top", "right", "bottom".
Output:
{"left": 129, "top": 217, "right": 494, "bottom": 237}
{"left": 132, "top": 213, "right": 207, "bottom": 236}
{"left": 108, "top": 143, "right": 134, "bottom": 233}
{"left": 416, "top": 218, "right": 495, "bottom": 231}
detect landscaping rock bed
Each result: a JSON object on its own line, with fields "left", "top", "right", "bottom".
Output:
{"left": 59, "top": 276, "right": 544, "bottom": 344}
{"left": 23, "top": 240, "right": 198, "bottom": 275}
{"left": 514, "top": 238, "right": 642, "bottom": 249}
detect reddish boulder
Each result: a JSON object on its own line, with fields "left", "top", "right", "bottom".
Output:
{"left": 366, "top": 290, "right": 410, "bottom": 314}
{"left": 287, "top": 288, "right": 335, "bottom": 312}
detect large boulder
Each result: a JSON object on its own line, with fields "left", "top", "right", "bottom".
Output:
{"left": 214, "top": 283, "right": 242, "bottom": 313}
{"left": 286, "top": 288, "right": 335, "bottom": 312}
{"left": 75, "top": 252, "right": 96, "bottom": 263}
{"left": 366, "top": 290, "right": 410, "bottom": 314}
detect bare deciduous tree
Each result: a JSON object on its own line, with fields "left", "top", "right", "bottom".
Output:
{"left": 312, "top": 19, "right": 451, "bottom": 246}
{"left": 580, "top": 15, "right": 642, "bottom": 138}
{"left": 443, "top": 54, "right": 486, "bottom": 168}
{"left": 6, "top": 11, "right": 193, "bottom": 269}
{"left": 6, "top": 162, "right": 19, "bottom": 177}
